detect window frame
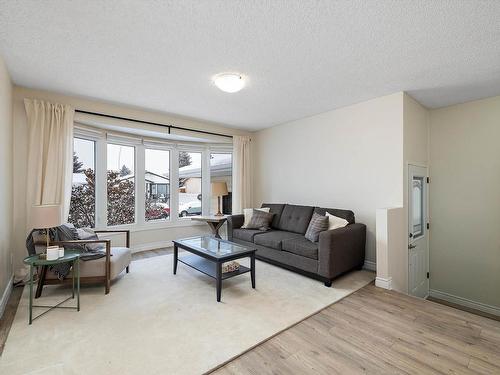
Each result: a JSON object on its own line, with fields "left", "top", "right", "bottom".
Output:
{"left": 70, "top": 126, "right": 231, "bottom": 232}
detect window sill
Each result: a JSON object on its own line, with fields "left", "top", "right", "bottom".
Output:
{"left": 99, "top": 219, "right": 208, "bottom": 233}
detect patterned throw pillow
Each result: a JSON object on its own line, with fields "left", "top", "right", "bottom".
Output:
{"left": 246, "top": 209, "right": 274, "bottom": 231}
{"left": 305, "top": 213, "right": 329, "bottom": 242}
{"left": 76, "top": 228, "right": 105, "bottom": 252}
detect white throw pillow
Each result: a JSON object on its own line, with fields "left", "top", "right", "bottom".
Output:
{"left": 326, "top": 212, "right": 349, "bottom": 230}
{"left": 242, "top": 207, "right": 271, "bottom": 228}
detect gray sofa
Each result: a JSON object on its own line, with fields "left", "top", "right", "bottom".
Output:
{"left": 227, "top": 203, "right": 366, "bottom": 286}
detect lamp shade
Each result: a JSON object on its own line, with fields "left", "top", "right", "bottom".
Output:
{"left": 30, "top": 204, "right": 63, "bottom": 229}
{"left": 211, "top": 182, "right": 228, "bottom": 197}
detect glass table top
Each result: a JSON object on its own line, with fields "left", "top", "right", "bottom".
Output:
{"left": 175, "top": 236, "right": 255, "bottom": 259}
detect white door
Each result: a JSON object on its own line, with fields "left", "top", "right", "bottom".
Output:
{"left": 408, "top": 165, "right": 429, "bottom": 298}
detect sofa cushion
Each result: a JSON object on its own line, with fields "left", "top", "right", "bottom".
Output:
{"left": 261, "top": 203, "right": 286, "bottom": 229}
{"left": 277, "top": 204, "right": 315, "bottom": 234}
{"left": 233, "top": 228, "right": 267, "bottom": 242}
{"left": 253, "top": 230, "right": 303, "bottom": 250}
{"left": 314, "top": 207, "right": 355, "bottom": 224}
{"left": 282, "top": 237, "right": 319, "bottom": 260}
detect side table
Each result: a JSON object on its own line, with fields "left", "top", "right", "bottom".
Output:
{"left": 23, "top": 250, "right": 80, "bottom": 324}
{"left": 190, "top": 216, "right": 228, "bottom": 238}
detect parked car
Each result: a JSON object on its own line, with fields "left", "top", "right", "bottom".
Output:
{"left": 145, "top": 206, "right": 170, "bottom": 221}
{"left": 179, "top": 201, "right": 201, "bottom": 217}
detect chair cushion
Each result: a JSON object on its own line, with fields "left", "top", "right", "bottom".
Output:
{"left": 282, "top": 237, "right": 319, "bottom": 260}
{"left": 314, "top": 207, "right": 355, "bottom": 224}
{"left": 277, "top": 205, "right": 315, "bottom": 234}
{"left": 261, "top": 203, "right": 286, "bottom": 229}
{"left": 46, "top": 247, "right": 131, "bottom": 280}
{"left": 233, "top": 228, "right": 267, "bottom": 242}
{"left": 253, "top": 230, "right": 303, "bottom": 250}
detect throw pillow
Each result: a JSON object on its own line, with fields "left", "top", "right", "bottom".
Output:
{"left": 246, "top": 209, "right": 274, "bottom": 231}
{"left": 326, "top": 212, "right": 349, "bottom": 230}
{"left": 305, "top": 213, "right": 329, "bottom": 242}
{"left": 76, "top": 228, "right": 105, "bottom": 252}
{"left": 241, "top": 207, "right": 271, "bottom": 228}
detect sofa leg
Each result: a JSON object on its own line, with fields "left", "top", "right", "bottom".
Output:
{"left": 324, "top": 280, "right": 332, "bottom": 287}
{"left": 126, "top": 265, "right": 130, "bottom": 273}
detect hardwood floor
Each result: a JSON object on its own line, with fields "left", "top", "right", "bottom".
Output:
{"left": 0, "top": 286, "right": 22, "bottom": 356}
{"left": 212, "top": 284, "right": 500, "bottom": 375}
{"left": 3, "top": 249, "right": 500, "bottom": 375}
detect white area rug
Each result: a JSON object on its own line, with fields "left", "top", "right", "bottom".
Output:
{"left": 1, "top": 254, "right": 374, "bottom": 375}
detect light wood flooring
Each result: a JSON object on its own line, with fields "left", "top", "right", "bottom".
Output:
{"left": 2, "top": 249, "right": 500, "bottom": 375}
{"left": 212, "top": 284, "right": 500, "bottom": 375}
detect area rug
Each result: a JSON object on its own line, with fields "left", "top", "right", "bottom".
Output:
{"left": 0, "top": 254, "right": 374, "bottom": 375}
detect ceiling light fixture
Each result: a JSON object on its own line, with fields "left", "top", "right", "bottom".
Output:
{"left": 213, "top": 73, "right": 246, "bottom": 93}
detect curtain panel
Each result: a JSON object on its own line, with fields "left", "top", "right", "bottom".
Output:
{"left": 24, "top": 99, "right": 74, "bottom": 225}
{"left": 232, "top": 135, "right": 252, "bottom": 214}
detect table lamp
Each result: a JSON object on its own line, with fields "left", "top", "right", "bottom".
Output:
{"left": 30, "top": 204, "right": 63, "bottom": 249}
{"left": 211, "top": 182, "right": 228, "bottom": 216}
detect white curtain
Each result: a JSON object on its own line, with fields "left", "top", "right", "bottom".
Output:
{"left": 232, "top": 135, "right": 252, "bottom": 214}
{"left": 24, "top": 99, "right": 74, "bottom": 224}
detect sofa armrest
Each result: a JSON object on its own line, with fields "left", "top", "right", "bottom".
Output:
{"left": 226, "top": 214, "right": 245, "bottom": 241}
{"left": 318, "top": 223, "right": 366, "bottom": 279}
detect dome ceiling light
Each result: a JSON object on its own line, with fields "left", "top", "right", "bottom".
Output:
{"left": 212, "top": 73, "right": 246, "bottom": 93}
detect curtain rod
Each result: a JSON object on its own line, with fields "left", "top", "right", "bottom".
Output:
{"left": 75, "top": 109, "right": 233, "bottom": 139}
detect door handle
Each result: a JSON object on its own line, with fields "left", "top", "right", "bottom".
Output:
{"left": 408, "top": 244, "right": 416, "bottom": 249}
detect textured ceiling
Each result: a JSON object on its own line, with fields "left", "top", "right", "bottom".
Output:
{"left": 1, "top": 1, "right": 499, "bottom": 130}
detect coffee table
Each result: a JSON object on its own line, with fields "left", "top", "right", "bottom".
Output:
{"left": 173, "top": 236, "right": 257, "bottom": 302}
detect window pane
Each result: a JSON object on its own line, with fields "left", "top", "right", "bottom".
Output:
{"left": 69, "top": 138, "right": 96, "bottom": 228}
{"left": 145, "top": 149, "right": 170, "bottom": 222}
{"left": 107, "top": 144, "right": 135, "bottom": 225}
{"left": 412, "top": 177, "right": 424, "bottom": 237}
{"left": 178, "top": 151, "right": 202, "bottom": 217}
{"left": 210, "top": 153, "right": 232, "bottom": 215}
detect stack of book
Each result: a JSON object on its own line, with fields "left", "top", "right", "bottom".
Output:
{"left": 222, "top": 261, "right": 240, "bottom": 273}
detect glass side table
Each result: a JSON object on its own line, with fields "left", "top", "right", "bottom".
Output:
{"left": 23, "top": 250, "right": 80, "bottom": 324}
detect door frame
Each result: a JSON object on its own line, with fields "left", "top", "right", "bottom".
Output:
{"left": 407, "top": 162, "right": 430, "bottom": 298}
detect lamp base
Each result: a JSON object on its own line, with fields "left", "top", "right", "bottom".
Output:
{"left": 214, "top": 211, "right": 224, "bottom": 217}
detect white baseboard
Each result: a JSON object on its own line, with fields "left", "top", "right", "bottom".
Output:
{"left": 429, "top": 289, "right": 500, "bottom": 317}
{"left": 363, "top": 260, "right": 376, "bottom": 271}
{"left": 375, "top": 276, "right": 392, "bottom": 290}
{"left": 0, "top": 275, "right": 14, "bottom": 319}
{"left": 132, "top": 241, "right": 173, "bottom": 254}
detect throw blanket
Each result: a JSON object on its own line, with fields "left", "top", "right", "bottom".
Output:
{"left": 26, "top": 224, "right": 107, "bottom": 280}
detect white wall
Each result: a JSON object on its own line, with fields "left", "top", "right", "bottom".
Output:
{"left": 0, "top": 56, "right": 13, "bottom": 314}
{"left": 253, "top": 92, "right": 405, "bottom": 263}
{"left": 11, "top": 86, "right": 249, "bottom": 276}
{"left": 429, "top": 95, "right": 500, "bottom": 310}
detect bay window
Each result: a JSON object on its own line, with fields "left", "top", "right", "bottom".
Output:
{"left": 68, "top": 127, "right": 231, "bottom": 230}
{"left": 107, "top": 143, "right": 136, "bottom": 226}
{"left": 69, "top": 138, "right": 96, "bottom": 228}
{"left": 178, "top": 151, "right": 202, "bottom": 218}
{"left": 145, "top": 148, "right": 170, "bottom": 222}
{"left": 210, "top": 153, "right": 232, "bottom": 215}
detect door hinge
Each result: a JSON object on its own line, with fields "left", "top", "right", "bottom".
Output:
{"left": 427, "top": 272, "right": 430, "bottom": 279}
{"left": 426, "top": 222, "right": 430, "bottom": 230}
{"left": 426, "top": 177, "right": 430, "bottom": 183}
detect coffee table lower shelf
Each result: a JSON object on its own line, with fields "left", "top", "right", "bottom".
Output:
{"left": 178, "top": 255, "right": 251, "bottom": 280}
